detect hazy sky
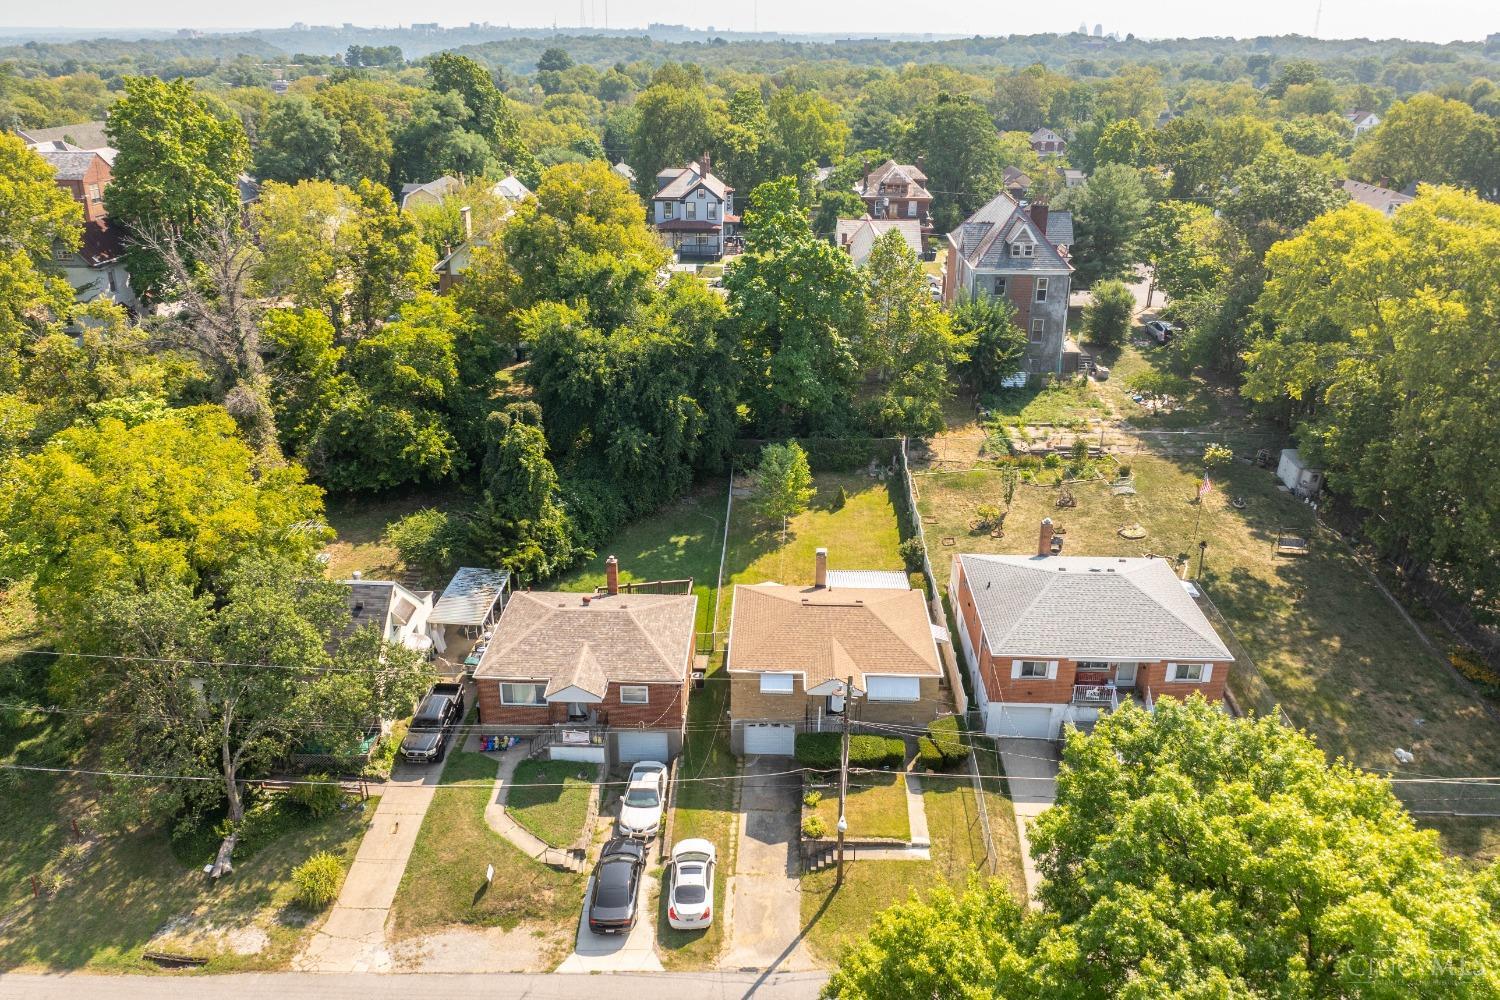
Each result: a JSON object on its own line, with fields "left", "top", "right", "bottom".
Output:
{"left": 5, "top": 0, "right": 1497, "bottom": 43}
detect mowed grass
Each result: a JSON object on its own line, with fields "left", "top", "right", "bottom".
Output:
{"left": 655, "top": 672, "right": 736, "bottom": 969}
{"left": 553, "top": 478, "right": 729, "bottom": 634}
{"left": 798, "top": 769, "right": 1026, "bottom": 963}
{"left": 810, "top": 773, "right": 911, "bottom": 841}
{"left": 0, "top": 713, "right": 376, "bottom": 972}
{"left": 389, "top": 750, "right": 580, "bottom": 941}
{"left": 506, "top": 760, "right": 598, "bottom": 850}
{"left": 718, "top": 472, "right": 908, "bottom": 632}
{"left": 914, "top": 454, "right": 1500, "bottom": 781}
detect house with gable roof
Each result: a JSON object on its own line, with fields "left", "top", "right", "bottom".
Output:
{"left": 651, "top": 154, "right": 738, "bottom": 260}
{"left": 855, "top": 158, "right": 935, "bottom": 241}
{"left": 1029, "top": 127, "right": 1068, "bottom": 157}
{"left": 942, "top": 190, "right": 1074, "bottom": 380}
{"left": 34, "top": 147, "right": 137, "bottom": 313}
{"left": 1346, "top": 109, "right": 1381, "bottom": 137}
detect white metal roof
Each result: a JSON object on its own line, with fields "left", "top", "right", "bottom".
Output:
{"left": 825, "top": 569, "right": 911, "bottom": 590}
{"left": 429, "top": 567, "right": 511, "bottom": 626}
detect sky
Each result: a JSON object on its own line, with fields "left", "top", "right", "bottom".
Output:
{"left": 3, "top": 0, "right": 1497, "bottom": 43}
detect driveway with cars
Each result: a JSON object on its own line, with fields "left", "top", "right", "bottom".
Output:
{"left": 722, "top": 757, "right": 817, "bottom": 973}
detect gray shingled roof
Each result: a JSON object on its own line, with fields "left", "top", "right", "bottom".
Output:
{"left": 859, "top": 159, "right": 932, "bottom": 200}
{"left": 655, "top": 164, "right": 731, "bottom": 200}
{"left": 947, "top": 190, "right": 1073, "bottom": 273}
{"left": 37, "top": 150, "right": 101, "bottom": 181}
{"left": 473, "top": 590, "right": 697, "bottom": 685}
{"left": 18, "top": 120, "right": 110, "bottom": 151}
{"left": 956, "top": 554, "right": 1231, "bottom": 661}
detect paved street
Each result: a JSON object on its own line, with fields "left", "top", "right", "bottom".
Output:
{"left": 995, "top": 738, "right": 1060, "bottom": 907}
{"left": 295, "top": 758, "right": 444, "bottom": 972}
{"left": 722, "top": 758, "right": 817, "bottom": 974}
{"left": 0, "top": 971, "right": 828, "bottom": 999}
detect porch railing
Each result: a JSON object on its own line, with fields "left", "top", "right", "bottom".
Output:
{"left": 1071, "top": 684, "right": 1120, "bottom": 711}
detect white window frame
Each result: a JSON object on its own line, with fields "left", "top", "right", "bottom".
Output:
{"left": 1035, "top": 277, "right": 1049, "bottom": 303}
{"left": 1166, "top": 663, "right": 1212, "bottom": 683}
{"left": 685, "top": 201, "right": 697, "bottom": 220}
{"left": 620, "top": 685, "right": 649, "bottom": 705}
{"left": 1012, "top": 660, "right": 1056, "bottom": 680}
{"left": 662, "top": 202, "right": 674, "bottom": 219}
{"left": 1030, "top": 318, "right": 1046, "bottom": 343}
{"left": 707, "top": 203, "right": 718, "bottom": 220}
{"left": 865, "top": 675, "right": 922, "bottom": 702}
{"left": 759, "top": 672, "right": 796, "bottom": 694}
{"left": 500, "top": 682, "right": 546, "bottom": 706}
{"left": 1023, "top": 243, "right": 1035, "bottom": 257}
{"left": 1010, "top": 243, "right": 1021, "bottom": 257}
{"left": 993, "top": 276, "right": 1006, "bottom": 296}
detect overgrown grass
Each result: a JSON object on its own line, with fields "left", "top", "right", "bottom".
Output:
{"left": 506, "top": 760, "right": 597, "bottom": 850}
{"left": 553, "top": 478, "right": 729, "bottom": 634}
{"left": 985, "top": 378, "right": 1110, "bottom": 429}
{"left": 810, "top": 773, "right": 911, "bottom": 841}
{"left": 319, "top": 489, "right": 455, "bottom": 588}
{"left": 388, "top": 750, "right": 580, "bottom": 942}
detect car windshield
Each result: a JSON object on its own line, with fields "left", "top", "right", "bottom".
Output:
{"left": 623, "top": 788, "right": 659, "bottom": 808}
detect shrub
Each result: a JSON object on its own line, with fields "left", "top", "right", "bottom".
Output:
{"left": 1082, "top": 279, "right": 1135, "bottom": 347}
{"left": 1117, "top": 464, "right": 1132, "bottom": 478}
{"left": 927, "top": 715, "right": 968, "bottom": 769}
{"left": 286, "top": 774, "right": 345, "bottom": 818}
{"left": 292, "top": 851, "right": 345, "bottom": 909}
{"left": 384, "top": 507, "right": 460, "bottom": 580}
{"left": 801, "top": 815, "right": 829, "bottom": 839}
{"left": 1043, "top": 453, "right": 1063, "bottom": 469}
{"left": 916, "top": 737, "right": 945, "bottom": 771}
{"left": 795, "top": 733, "right": 842, "bottom": 769}
{"left": 898, "top": 537, "right": 926, "bottom": 573}
{"left": 831, "top": 486, "right": 849, "bottom": 512}
{"left": 363, "top": 720, "right": 408, "bottom": 780}
{"left": 803, "top": 789, "right": 823, "bottom": 807}
{"left": 795, "top": 733, "right": 906, "bottom": 770}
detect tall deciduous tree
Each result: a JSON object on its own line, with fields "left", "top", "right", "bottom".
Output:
{"left": 1058, "top": 163, "right": 1149, "bottom": 286}
{"left": 104, "top": 77, "right": 249, "bottom": 298}
{"left": 425, "top": 52, "right": 539, "bottom": 187}
{"left": 860, "top": 229, "right": 959, "bottom": 436}
{"left": 1081, "top": 279, "right": 1134, "bottom": 347}
{"left": 253, "top": 96, "right": 341, "bottom": 184}
{"left": 901, "top": 93, "right": 1005, "bottom": 232}
{"left": 950, "top": 292, "right": 1026, "bottom": 392}
{"left": 628, "top": 85, "right": 719, "bottom": 194}
{"left": 752, "top": 441, "right": 815, "bottom": 535}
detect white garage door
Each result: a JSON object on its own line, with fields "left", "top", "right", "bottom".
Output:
{"left": 988, "top": 704, "right": 1055, "bottom": 739}
{"left": 616, "top": 731, "right": 669, "bottom": 763}
{"left": 743, "top": 723, "right": 796, "bottom": 756}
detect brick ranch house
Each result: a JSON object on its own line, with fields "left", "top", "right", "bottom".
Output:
{"left": 472, "top": 557, "right": 696, "bottom": 765}
{"left": 725, "top": 548, "right": 950, "bottom": 755}
{"left": 950, "top": 521, "right": 1233, "bottom": 741}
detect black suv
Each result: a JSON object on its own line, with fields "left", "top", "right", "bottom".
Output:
{"left": 399, "top": 682, "right": 465, "bottom": 764}
{"left": 586, "top": 838, "right": 647, "bottom": 934}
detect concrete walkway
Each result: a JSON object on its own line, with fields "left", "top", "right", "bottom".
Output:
{"left": 723, "top": 758, "right": 818, "bottom": 974}
{"left": 296, "top": 760, "right": 443, "bottom": 972}
{"left": 904, "top": 772, "right": 930, "bottom": 848}
{"left": 479, "top": 742, "right": 559, "bottom": 862}
{"left": 995, "top": 738, "right": 1060, "bottom": 908}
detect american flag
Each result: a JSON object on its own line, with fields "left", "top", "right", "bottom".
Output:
{"left": 1198, "top": 476, "right": 1213, "bottom": 499}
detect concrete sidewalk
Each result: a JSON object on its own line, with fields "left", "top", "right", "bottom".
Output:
{"left": 995, "top": 738, "right": 1060, "bottom": 907}
{"left": 295, "top": 760, "right": 443, "bottom": 972}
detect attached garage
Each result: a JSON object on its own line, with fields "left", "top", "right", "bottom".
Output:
{"left": 987, "top": 704, "right": 1057, "bottom": 740}
{"left": 742, "top": 722, "right": 796, "bottom": 756}
{"left": 615, "top": 730, "right": 670, "bottom": 763}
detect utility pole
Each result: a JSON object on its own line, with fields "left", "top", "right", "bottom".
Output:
{"left": 836, "top": 675, "right": 852, "bottom": 884}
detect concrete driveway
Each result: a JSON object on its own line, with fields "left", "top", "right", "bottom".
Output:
{"left": 555, "top": 867, "right": 664, "bottom": 973}
{"left": 995, "top": 738, "right": 1060, "bottom": 906}
{"left": 722, "top": 758, "right": 817, "bottom": 975}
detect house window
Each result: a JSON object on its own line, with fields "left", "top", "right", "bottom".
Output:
{"left": 1010, "top": 243, "right": 1021, "bottom": 257}
{"left": 1016, "top": 660, "right": 1049, "bottom": 679}
{"left": 500, "top": 682, "right": 546, "bottom": 706}
{"left": 1030, "top": 319, "right": 1046, "bottom": 343}
{"left": 992, "top": 276, "right": 1006, "bottom": 296}
{"left": 87, "top": 183, "right": 101, "bottom": 201}
{"left": 907, "top": 200, "right": 918, "bottom": 217}
{"left": 1035, "top": 277, "right": 1049, "bottom": 303}
{"left": 1023, "top": 243, "right": 1034, "bottom": 257}
{"left": 1169, "top": 663, "right": 1210, "bottom": 682}
{"left": 686, "top": 202, "right": 697, "bottom": 220}
{"left": 662, "top": 202, "right": 674, "bottom": 219}
{"left": 620, "top": 685, "right": 649, "bottom": 705}
{"left": 708, "top": 203, "right": 718, "bottom": 220}
{"left": 759, "top": 672, "right": 795, "bottom": 694}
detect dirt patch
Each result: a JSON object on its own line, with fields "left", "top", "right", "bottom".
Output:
{"left": 391, "top": 924, "right": 562, "bottom": 972}
{"left": 149, "top": 913, "right": 271, "bottom": 958}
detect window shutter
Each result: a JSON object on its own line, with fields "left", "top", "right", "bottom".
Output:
{"left": 1046, "top": 661, "right": 1058, "bottom": 680}
{"left": 1166, "top": 663, "right": 1178, "bottom": 682}
{"left": 1011, "top": 660, "right": 1022, "bottom": 680}
{"left": 1201, "top": 664, "right": 1213, "bottom": 683}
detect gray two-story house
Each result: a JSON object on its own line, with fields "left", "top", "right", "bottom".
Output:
{"left": 942, "top": 192, "right": 1074, "bottom": 382}
{"left": 651, "top": 156, "right": 737, "bottom": 260}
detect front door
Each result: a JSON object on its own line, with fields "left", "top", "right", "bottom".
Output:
{"left": 1114, "top": 663, "right": 1138, "bottom": 688}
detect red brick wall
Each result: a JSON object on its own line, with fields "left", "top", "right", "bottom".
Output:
{"left": 477, "top": 678, "right": 688, "bottom": 729}
{"left": 1008, "top": 276, "right": 1035, "bottom": 334}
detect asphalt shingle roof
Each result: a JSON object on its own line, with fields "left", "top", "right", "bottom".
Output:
{"left": 656, "top": 163, "right": 732, "bottom": 200}
{"left": 948, "top": 190, "right": 1074, "bottom": 273}
{"left": 956, "top": 554, "right": 1231, "bottom": 661}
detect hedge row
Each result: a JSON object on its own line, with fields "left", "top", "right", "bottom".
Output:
{"left": 916, "top": 715, "right": 969, "bottom": 772}
{"left": 794, "top": 733, "right": 906, "bottom": 769}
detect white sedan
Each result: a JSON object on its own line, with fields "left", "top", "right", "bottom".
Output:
{"left": 617, "top": 760, "right": 667, "bottom": 840}
{"left": 667, "top": 838, "right": 717, "bottom": 930}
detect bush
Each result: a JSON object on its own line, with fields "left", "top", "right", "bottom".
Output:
{"left": 803, "top": 789, "right": 823, "bottom": 807}
{"left": 286, "top": 774, "right": 345, "bottom": 818}
{"left": 795, "top": 733, "right": 906, "bottom": 770}
{"left": 384, "top": 508, "right": 460, "bottom": 580}
{"left": 292, "top": 851, "right": 345, "bottom": 909}
{"left": 898, "top": 537, "right": 926, "bottom": 573}
{"left": 915, "top": 737, "right": 945, "bottom": 771}
{"left": 801, "top": 815, "right": 829, "bottom": 839}
{"left": 927, "top": 715, "right": 968, "bottom": 769}
{"left": 831, "top": 485, "right": 849, "bottom": 512}
{"left": 363, "top": 720, "right": 408, "bottom": 780}
{"left": 1082, "top": 279, "right": 1135, "bottom": 348}
{"left": 1043, "top": 453, "right": 1063, "bottom": 469}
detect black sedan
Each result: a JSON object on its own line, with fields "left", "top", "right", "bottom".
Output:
{"left": 586, "top": 837, "right": 647, "bottom": 934}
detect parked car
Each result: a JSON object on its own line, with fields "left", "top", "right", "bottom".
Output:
{"left": 617, "top": 760, "right": 668, "bottom": 839}
{"left": 587, "top": 837, "right": 647, "bottom": 934}
{"left": 399, "top": 682, "right": 465, "bottom": 763}
{"left": 1145, "top": 320, "right": 1176, "bottom": 343}
{"left": 666, "top": 838, "right": 717, "bottom": 930}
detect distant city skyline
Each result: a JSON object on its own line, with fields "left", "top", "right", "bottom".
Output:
{"left": 2, "top": 0, "right": 1497, "bottom": 44}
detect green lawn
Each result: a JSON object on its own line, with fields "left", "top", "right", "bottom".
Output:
{"left": 811, "top": 773, "right": 911, "bottom": 841}
{"left": 506, "top": 760, "right": 598, "bottom": 850}
{"left": 914, "top": 454, "right": 1500, "bottom": 784}
{"left": 1093, "top": 340, "right": 1241, "bottom": 433}
{"left": 320, "top": 489, "right": 455, "bottom": 588}
{"left": 655, "top": 672, "right": 736, "bottom": 968}
{"left": 985, "top": 378, "right": 1111, "bottom": 429}
{"left": 0, "top": 711, "right": 377, "bottom": 972}
{"left": 553, "top": 478, "right": 729, "bottom": 634}
{"left": 389, "top": 750, "right": 581, "bottom": 942}
{"left": 718, "top": 472, "right": 908, "bottom": 632}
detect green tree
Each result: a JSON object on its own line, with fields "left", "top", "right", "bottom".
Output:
{"left": 860, "top": 229, "right": 958, "bottom": 436}
{"left": 950, "top": 292, "right": 1026, "bottom": 392}
{"left": 1138, "top": 199, "right": 1226, "bottom": 306}
{"left": 727, "top": 178, "right": 865, "bottom": 436}
{"left": 628, "top": 85, "right": 719, "bottom": 194}
{"left": 826, "top": 696, "right": 1500, "bottom": 999}
{"left": 311, "top": 80, "right": 398, "bottom": 187}
{"left": 901, "top": 93, "right": 1005, "bottom": 232}
{"left": 426, "top": 52, "right": 539, "bottom": 187}
{"left": 1091, "top": 117, "right": 1150, "bottom": 168}
{"left": 536, "top": 47, "right": 574, "bottom": 73}
{"left": 1081, "top": 279, "right": 1134, "bottom": 347}
{"left": 391, "top": 90, "right": 497, "bottom": 187}
{"left": 765, "top": 88, "right": 849, "bottom": 181}
{"left": 753, "top": 441, "right": 815, "bottom": 535}
{"left": 253, "top": 96, "right": 340, "bottom": 184}
{"left": 104, "top": 77, "right": 249, "bottom": 298}
{"left": 1058, "top": 163, "right": 1149, "bottom": 285}
{"left": 1350, "top": 93, "right": 1497, "bottom": 197}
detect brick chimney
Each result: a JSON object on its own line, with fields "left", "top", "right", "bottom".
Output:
{"left": 460, "top": 204, "right": 472, "bottom": 240}
{"left": 1038, "top": 517, "right": 1055, "bottom": 557}
{"left": 605, "top": 555, "right": 619, "bottom": 596}
{"left": 815, "top": 547, "right": 828, "bottom": 588}
{"left": 1029, "top": 202, "right": 1049, "bottom": 233}
{"left": 698, "top": 151, "right": 711, "bottom": 175}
